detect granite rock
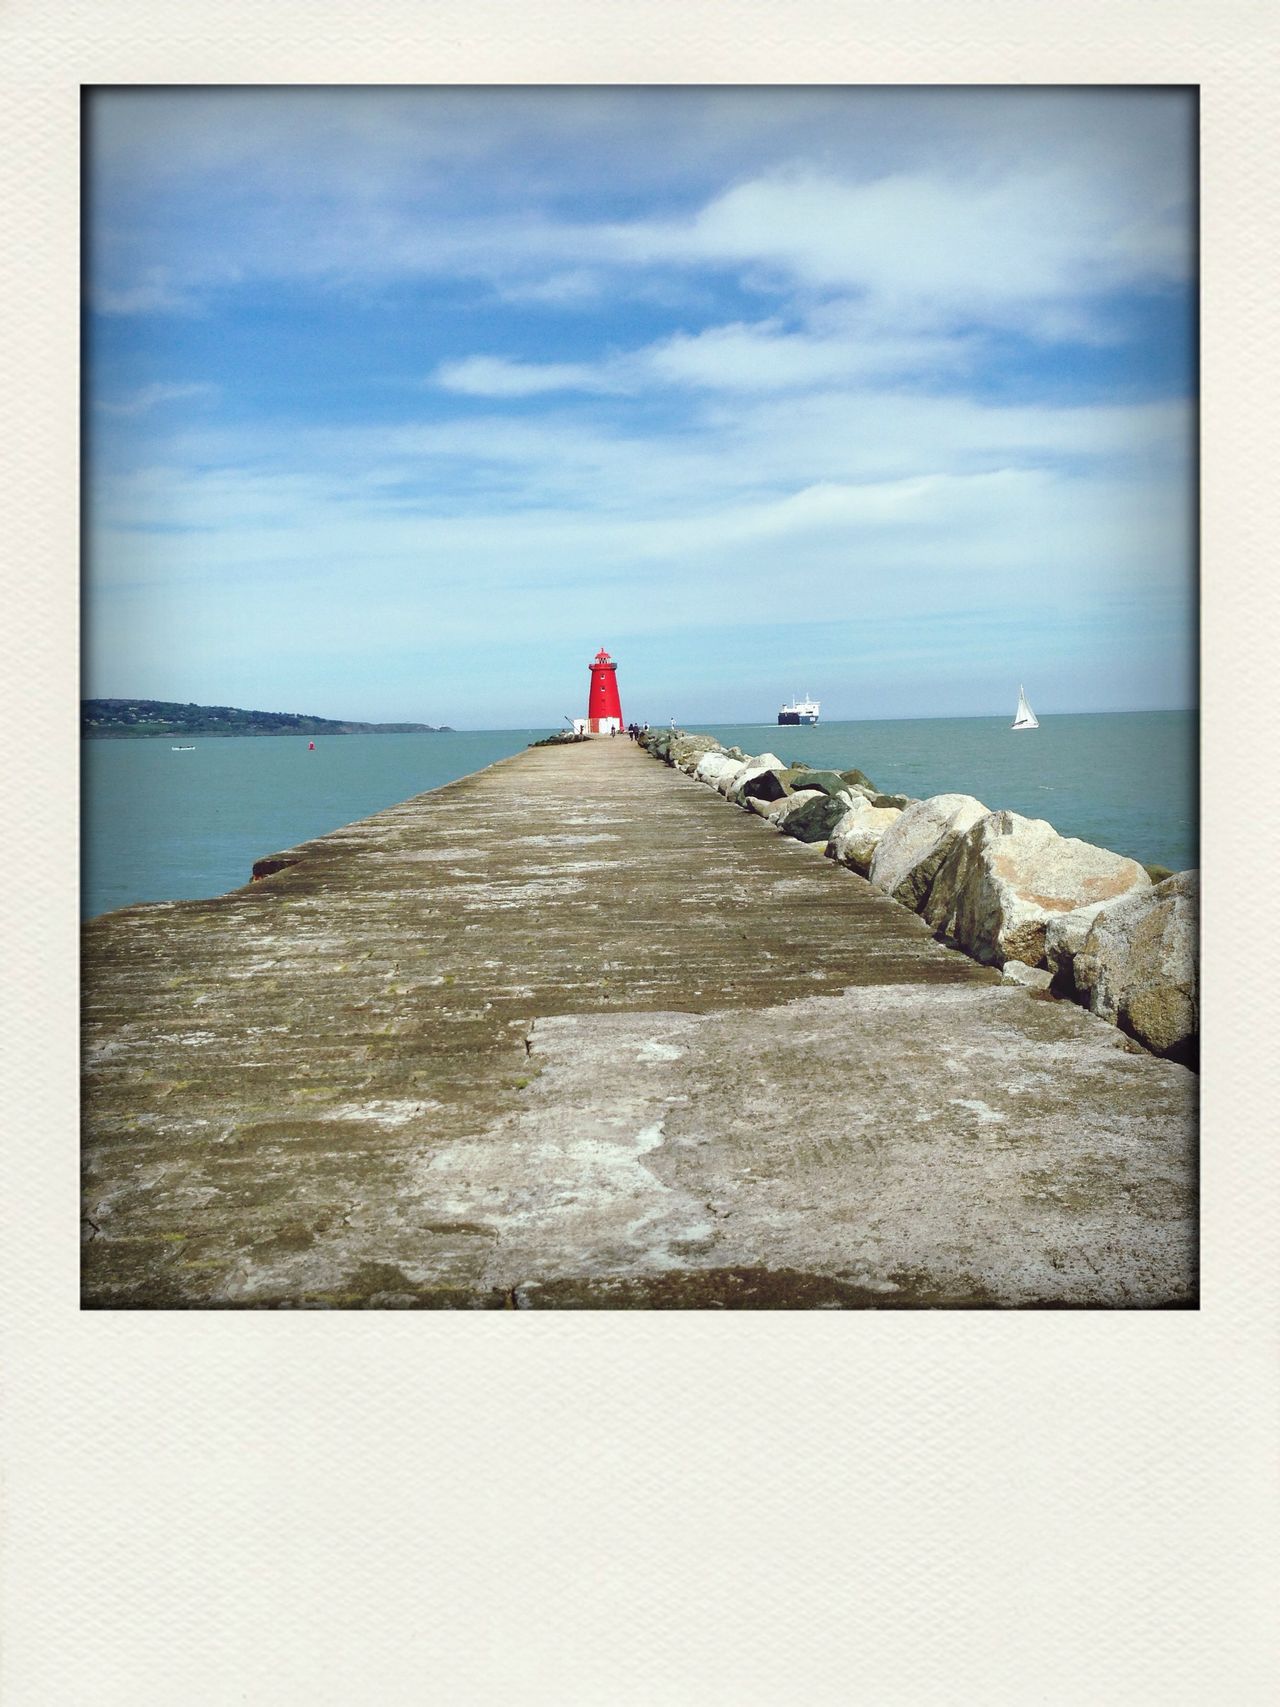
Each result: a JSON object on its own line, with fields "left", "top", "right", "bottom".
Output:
{"left": 774, "top": 791, "right": 852, "bottom": 843}
{"left": 670, "top": 733, "right": 725, "bottom": 772}
{"left": 768, "top": 787, "right": 820, "bottom": 822}
{"left": 694, "top": 750, "right": 742, "bottom": 787}
{"left": 925, "top": 811, "right": 1151, "bottom": 969}
{"left": 781, "top": 769, "right": 849, "bottom": 800}
{"left": 1044, "top": 901, "right": 1116, "bottom": 997}
{"left": 868, "top": 794, "right": 990, "bottom": 912}
{"left": 826, "top": 799, "right": 904, "bottom": 876}
{"left": 730, "top": 768, "right": 791, "bottom": 805}
{"left": 1001, "top": 961, "right": 1053, "bottom": 990}
{"left": 1073, "top": 872, "right": 1199, "bottom": 1065}
{"left": 715, "top": 761, "right": 753, "bottom": 797}
{"left": 727, "top": 756, "right": 787, "bottom": 805}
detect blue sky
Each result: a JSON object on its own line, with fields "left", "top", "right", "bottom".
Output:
{"left": 84, "top": 87, "right": 1196, "bottom": 727}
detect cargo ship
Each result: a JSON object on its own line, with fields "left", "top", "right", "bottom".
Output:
{"left": 777, "top": 696, "right": 820, "bottom": 727}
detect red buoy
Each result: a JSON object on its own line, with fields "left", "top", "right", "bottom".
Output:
{"left": 308, "top": 741, "right": 315, "bottom": 750}
{"left": 583, "top": 647, "right": 624, "bottom": 734}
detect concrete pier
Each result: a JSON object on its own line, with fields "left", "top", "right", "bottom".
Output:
{"left": 82, "top": 737, "right": 1196, "bottom": 1308}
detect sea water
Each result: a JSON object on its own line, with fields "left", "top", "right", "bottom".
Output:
{"left": 703, "top": 711, "right": 1197, "bottom": 875}
{"left": 82, "top": 711, "right": 1196, "bottom": 920}
{"left": 82, "top": 728, "right": 554, "bottom": 919}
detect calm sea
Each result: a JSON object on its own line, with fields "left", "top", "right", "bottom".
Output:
{"left": 82, "top": 728, "right": 554, "bottom": 920}
{"left": 81, "top": 712, "right": 1197, "bottom": 920}
{"left": 704, "top": 712, "right": 1197, "bottom": 875}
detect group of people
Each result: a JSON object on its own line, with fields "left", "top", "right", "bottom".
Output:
{"left": 611, "top": 721, "right": 651, "bottom": 740}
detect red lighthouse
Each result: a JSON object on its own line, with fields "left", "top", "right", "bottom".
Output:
{"left": 580, "top": 647, "right": 624, "bottom": 734}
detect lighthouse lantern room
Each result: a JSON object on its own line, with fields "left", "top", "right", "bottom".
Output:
{"left": 573, "top": 647, "right": 624, "bottom": 734}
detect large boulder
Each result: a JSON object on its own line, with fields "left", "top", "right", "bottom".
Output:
{"left": 729, "top": 756, "right": 788, "bottom": 804}
{"left": 1044, "top": 901, "right": 1116, "bottom": 998}
{"left": 826, "top": 798, "right": 904, "bottom": 876}
{"left": 727, "top": 761, "right": 788, "bottom": 805}
{"left": 925, "top": 811, "right": 1151, "bottom": 969}
{"left": 715, "top": 761, "right": 753, "bottom": 797}
{"left": 868, "top": 794, "right": 990, "bottom": 912}
{"left": 773, "top": 790, "right": 851, "bottom": 844}
{"left": 1002, "top": 961, "right": 1053, "bottom": 990}
{"left": 1073, "top": 872, "right": 1198, "bottom": 1065}
{"left": 774, "top": 764, "right": 879, "bottom": 796}
{"left": 780, "top": 769, "right": 848, "bottom": 800}
{"left": 693, "top": 751, "right": 741, "bottom": 787}
{"left": 766, "top": 790, "right": 811, "bottom": 826}
{"left": 675, "top": 732, "right": 718, "bottom": 760}
{"left": 669, "top": 733, "right": 724, "bottom": 772}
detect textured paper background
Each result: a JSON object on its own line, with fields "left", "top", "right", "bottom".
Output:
{"left": 3, "top": 3, "right": 1276, "bottom": 1701}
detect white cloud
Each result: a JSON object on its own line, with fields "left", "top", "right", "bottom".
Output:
{"left": 432, "top": 310, "right": 978, "bottom": 398}
{"left": 89, "top": 387, "right": 1192, "bottom": 609}
{"left": 86, "top": 456, "right": 1192, "bottom": 710}
{"left": 89, "top": 275, "right": 196, "bottom": 317}
{"left": 493, "top": 269, "right": 605, "bottom": 305}
{"left": 643, "top": 316, "right": 974, "bottom": 391}
{"left": 604, "top": 165, "right": 1190, "bottom": 333}
{"left": 95, "top": 382, "right": 217, "bottom": 417}
{"left": 87, "top": 90, "right": 1194, "bottom": 334}
{"left": 434, "top": 356, "right": 619, "bottom": 397}
{"left": 83, "top": 89, "right": 1196, "bottom": 718}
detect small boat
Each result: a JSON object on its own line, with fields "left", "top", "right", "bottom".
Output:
{"left": 1011, "top": 684, "right": 1039, "bottom": 730}
{"left": 778, "top": 695, "right": 820, "bottom": 727}
{"left": 170, "top": 744, "right": 195, "bottom": 751}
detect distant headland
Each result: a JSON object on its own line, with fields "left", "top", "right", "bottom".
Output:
{"left": 81, "top": 699, "right": 454, "bottom": 738}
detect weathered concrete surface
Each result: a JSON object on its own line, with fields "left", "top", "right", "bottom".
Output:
{"left": 82, "top": 737, "right": 1196, "bottom": 1309}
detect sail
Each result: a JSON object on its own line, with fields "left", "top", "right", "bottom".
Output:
{"left": 1012, "top": 684, "right": 1039, "bottom": 730}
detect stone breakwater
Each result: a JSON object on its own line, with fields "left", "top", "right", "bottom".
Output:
{"left": 640, "top": 729, "right": 1199, "bottom": 1069}
{"left": 82, "top": 735, "right": 1195, "bottom": 1309}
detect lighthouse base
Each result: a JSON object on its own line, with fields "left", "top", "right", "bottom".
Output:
{"left": 573, "top": 716, "right": 622, "bottom": 735}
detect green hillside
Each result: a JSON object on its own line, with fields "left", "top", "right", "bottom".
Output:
{"left": 82, "top": 699, "right": 453, "bottom": 738}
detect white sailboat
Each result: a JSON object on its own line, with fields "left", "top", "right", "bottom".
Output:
{"left": 1011, "top": 684, "right": 1039, "bottom": 731}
